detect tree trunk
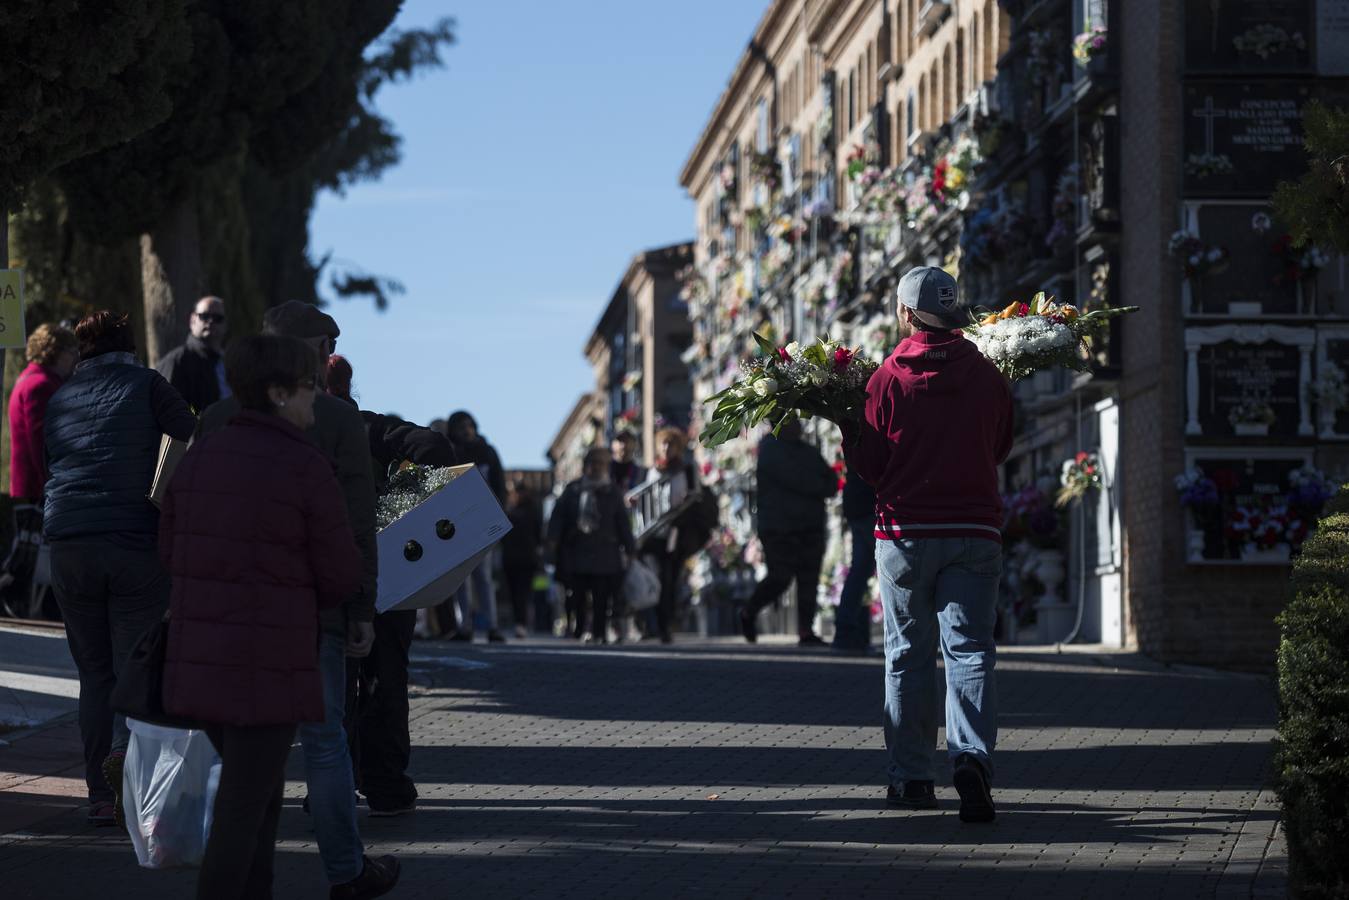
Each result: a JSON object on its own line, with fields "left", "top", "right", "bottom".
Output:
{"left": 140, "top": 189, "right": 202, "bottom": 366}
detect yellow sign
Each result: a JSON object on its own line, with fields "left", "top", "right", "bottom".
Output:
{"left": 0, "top": 270, "right": 24, "bottom": 350}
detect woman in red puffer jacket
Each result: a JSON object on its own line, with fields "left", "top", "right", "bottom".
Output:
{"left": 160, "top": 334, "right": 361, "bottom": 900}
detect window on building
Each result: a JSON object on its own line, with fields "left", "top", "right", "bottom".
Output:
{"left": 929, "top": 61, "right": 939, "bottom": 128}
{"left": 756, "top": 98, "right": 769, "bottom": 152}
{"left": 985, "top": 0, "right": 999, "bottom": 73}
{"left": 972, "top": 12, "right": 982, "bottom": 84}
{"left": 907, "top": 87, "right": 917, "bottom": 139}
{"left": 917, "top": 77, "right": 927, "bottom": 133}
{"left": 957, "top": 28, "right": 966, "bottom": 104}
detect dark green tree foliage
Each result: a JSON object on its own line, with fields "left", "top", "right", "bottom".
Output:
{"left": 244, "top": 17, "right": 456, "bottom": 311}
{"left": 1273, "top": 102, "right": 1349, "bottom": 254}
{"left": 0, "top": 0, "right": 189, "bottom": 210}
{"left": 1278, "top": 488, "right": 1349, "bottom": 898}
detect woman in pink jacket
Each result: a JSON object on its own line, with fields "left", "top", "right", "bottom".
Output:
{"left": 0, "top": 323, "right": 78, "bottom": 617}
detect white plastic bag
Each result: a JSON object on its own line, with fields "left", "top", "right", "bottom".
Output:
{"left": 123, "top": 719, "right": 221, "bottom": 869}
{"left": 624, "top": 556, "right": 662, "bottom": 612}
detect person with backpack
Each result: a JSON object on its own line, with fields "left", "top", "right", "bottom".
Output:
{"left": 738, "top": 418, "right": 838, "bottom": 647}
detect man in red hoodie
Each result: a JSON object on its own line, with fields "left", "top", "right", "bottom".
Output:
{"left": 842, "top": 266, "right": 1013, "bottom": 823}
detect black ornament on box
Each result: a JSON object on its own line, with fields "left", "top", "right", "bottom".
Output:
{"left": 404, "top": 540, "right": 423, "bottom": 562}
{"left": 436, "top": 519, "right": 456, "bottom": 541}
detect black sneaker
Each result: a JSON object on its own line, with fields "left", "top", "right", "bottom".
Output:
{"left": 797, "top": 633, "right": 827, "bottom": 647}
{"left": 330, "top": 854, "right": 401, "bottom": 900}
{"left": 886, "top": 781, "right": 938, "bottom": 809}
{"left": 952, "top": 754, "right": 996, "bottom": 823}
{"left": 487, "top": 630, "right": 506, "bottom": 643}
{"left": 368, "top": 799, "right": 416, "bottom": 818}
{"left": 738, "top": 608, "right": 757, "bottom": 644}
{"left": 101, "top": 752, "right": 126, "bottom": 827}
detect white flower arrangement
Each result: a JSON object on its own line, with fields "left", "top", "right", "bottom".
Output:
{"left": 1233, "top": 24, "right": 1306, "bottom": 59}
{"left": 1309, "top": 363, "right": 1349, "bottom": 412}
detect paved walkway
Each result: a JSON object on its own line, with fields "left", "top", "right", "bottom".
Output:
{"left": 0, "top": 637, "right": 1286, "bottom": 899}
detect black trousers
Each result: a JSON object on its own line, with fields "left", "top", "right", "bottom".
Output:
{"left": 345, "top": 609, "right": 418, "bottom": 808}
{"left": 50, "top": 540, "right": 170, "bottom": 802}
{"left": 650, "top": 548, "right": 685, "bottom": 639}
{"left": 199, "top": 723, "right": 295, "bottom": 900}
{"left": 744, "top": 531, "right": 827, "bottom": 636}
{"left": 503, "top": 565, "right": 535, "bottom": 628}
{"left": 569, "top": 573, "right": 621, "bottom": 640}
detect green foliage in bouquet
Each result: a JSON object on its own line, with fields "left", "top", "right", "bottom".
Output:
{"left": 375, "top": 464, "right": 457, "bottom": 530}
{"left": 1273, "top": 102, "right": 1349, "bottom": 255}
{"left": 1278, "top": 485, "right": 1349, "bottom": 898}
{"left": 699, "top": 333, "right": 879, "bottom": 449}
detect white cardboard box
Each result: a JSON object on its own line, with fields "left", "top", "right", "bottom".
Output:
{"left": 375, "top": 464, "right": 513, "bottom": 613}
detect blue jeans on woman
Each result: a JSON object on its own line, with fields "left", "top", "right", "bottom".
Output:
{"left": 876, "top": 537, "right": 1000, "bottom": 787}
{"left": 299, "top": 631, "right": 365, "bottom": 885}
{"left": 833, "top": 518, "right": 876, "bottom": 651}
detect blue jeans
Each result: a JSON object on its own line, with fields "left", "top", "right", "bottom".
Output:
{"left": 298, "top": 632, "right": 364, "bottom": 885}
{"left": 833, "top": 518, "right": 876, "bottom": 650}
{"left": 877, "top": 537, "right": 1000, "bottom": 786}
{"left": 453, "top": 552, "right": 498, "bottom": 633}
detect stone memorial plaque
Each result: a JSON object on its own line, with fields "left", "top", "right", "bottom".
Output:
{"left": 1318, "top": 0, "right": 1349, "bottom": 74}
{"left": 1185, "top": 0, "right": 1314, "bottom": 72}
{"left": 1183, "top": 83, "right": 1311, "bottom": 196}
{"left": 1197, "top": 341, "right": 1303, "bottom": 437}
{"left": 1190, "top": 204, "right": 1302, "bottom": 315}
{"left": 1188, "top": 453, "right": 1310, "bottom": 562}
{"left": 1316, "top": 327, "right": 1349, "bottom": 437}
{"left": 1185, "top": 325, "right": 1315, "bottom": 438}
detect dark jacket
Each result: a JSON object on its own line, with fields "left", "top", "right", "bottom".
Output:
{"left": 548, "top": 479, "right": 636, "bottom": 577}
{"left": 841, "top": 463, "right": 876, "bottom": 522}
{"left": 842, "top": 329, "right": 1013, "bottom": 542}
{"left": 43, "top": 353, "right": 196, "bottom": 544}
{"left": 503, "top": 496, "right": 543, "bottom": 570}
{"left": 198, "top": 392, "right": 377, "bottom": 632}
{"left": 161, "top": 412, "right": 361, "bottom": 726}
{"left": 457, "top": 437, "right": 506, "bottom": 501}
{"left": 610, "top": 460, "right": 648, "bottom": 493}
{"left": 362, "top": 411, "right": 457, "bottom": 484}
{"left": 755, "top": 433, "right": 838, "bottom": 536}
{"left": 155, "top": 336, "right": 225, "bottom": 414}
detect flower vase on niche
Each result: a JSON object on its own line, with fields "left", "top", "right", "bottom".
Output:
{"left": 1033, "top": 548, "right": 1074, "bottom": 643}
{"left": 1187, "top": 527, "right": 1206, "bottom": 562}
{"left": 1241, "top": 543, "right": 1291, "bottom": 563}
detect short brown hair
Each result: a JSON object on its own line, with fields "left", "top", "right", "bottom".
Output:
{"left": 74, "top": 311, "right": 135, "bottom": 359}
{"left": 225, "top": 335, "right": 319, "bottom": 412}
{"left": 26, "top": 323, "right": 77, "bottom": 367}
{"left": 656, "top": 427, "right": 688, "bottom": 457}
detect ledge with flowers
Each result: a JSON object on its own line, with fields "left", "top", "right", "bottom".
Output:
{"left": 1175, "top": 464, "right": 1339, "bottom": 565}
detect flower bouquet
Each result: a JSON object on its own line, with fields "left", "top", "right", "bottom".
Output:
{"left": 1174, "top": 469, "right": 1220, "bottom": 508}
{"left": 1073, "top": 25, "right": 1107, "bottom": 66}
{"left": 1056, "top": 451, "right": 1102, "bottom": 508}
{"left": 376, "top": 464, "right": 458, "bottom": 530}
{"left": 964, "top": 292, "right": 1138, "bottom": 381}
{"left": 1168, "top": 230, "right": 1230, "bottom": 279}
{"left": 699, "top": 333, "right": 879, "bottom": 448}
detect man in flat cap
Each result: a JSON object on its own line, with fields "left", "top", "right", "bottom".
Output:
{"left": 197, "top": 301, "right": 398, "bottom": 896}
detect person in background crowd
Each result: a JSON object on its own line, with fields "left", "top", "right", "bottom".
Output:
{"left": 42, "top": 311, "right": 195, "bottom": 826}
{"left": 1, "top": 323, "right": 78, "bottom": 618}
{"left": 328, "top": 353, "right": 454, "bottom": 820}
{"left": 198, "top": 303, "right": 396, "bottom": 897}
{"left": 833, "top": 461, "right": 878, "bottom": 653}
{"left": 502, "top": 479, "right": 544, "bottom": 638}
{"left": 841, "top": 266, "right": 1012, "bottom": 822}
{"left": 155, "top": 295, "right": 229, "bottom": 412}
{"left": 160, "top": 335, "right": 370, "bottom": 900}
{"left": 548, "top": 447, "right": 635, "bottom": 644}
{"left": 638, "top": 428, "right": 696, "bottom": 644}
{"left": 738, "top": 418, "right": 838, "bottom": 647}
{"left": 442, "top": 410, "right": 506, "bottom": 642}
{"left": 609, "top": 432, "right": 647, "bottom": 492}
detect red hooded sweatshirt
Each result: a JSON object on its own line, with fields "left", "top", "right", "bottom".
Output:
{"left": 843, "top": 329, "right": 1013, "bottom": 543}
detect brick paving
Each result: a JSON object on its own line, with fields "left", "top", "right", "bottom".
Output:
{"left": 0, "top": 638, "right": 1286, "bottom": 899}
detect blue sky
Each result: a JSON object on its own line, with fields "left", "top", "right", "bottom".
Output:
{"left": 310, "top": 0, "right": 766, "bottom": 468}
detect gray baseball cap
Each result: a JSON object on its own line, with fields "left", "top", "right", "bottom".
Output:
{"left": 897, "top": 266, "right": 969, "bottom": 329}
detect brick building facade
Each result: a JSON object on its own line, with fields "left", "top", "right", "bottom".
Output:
{"left": 674, "top": 0, "right": 1348, "bottom": 665}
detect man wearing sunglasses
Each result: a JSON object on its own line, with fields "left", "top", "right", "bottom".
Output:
{"left": 155, "top": 295, "right": 230, "bottom": 413}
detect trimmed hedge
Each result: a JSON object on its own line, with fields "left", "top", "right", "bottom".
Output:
{"left": 1278, "top": 490, "right": 1349, "bottom": 898}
